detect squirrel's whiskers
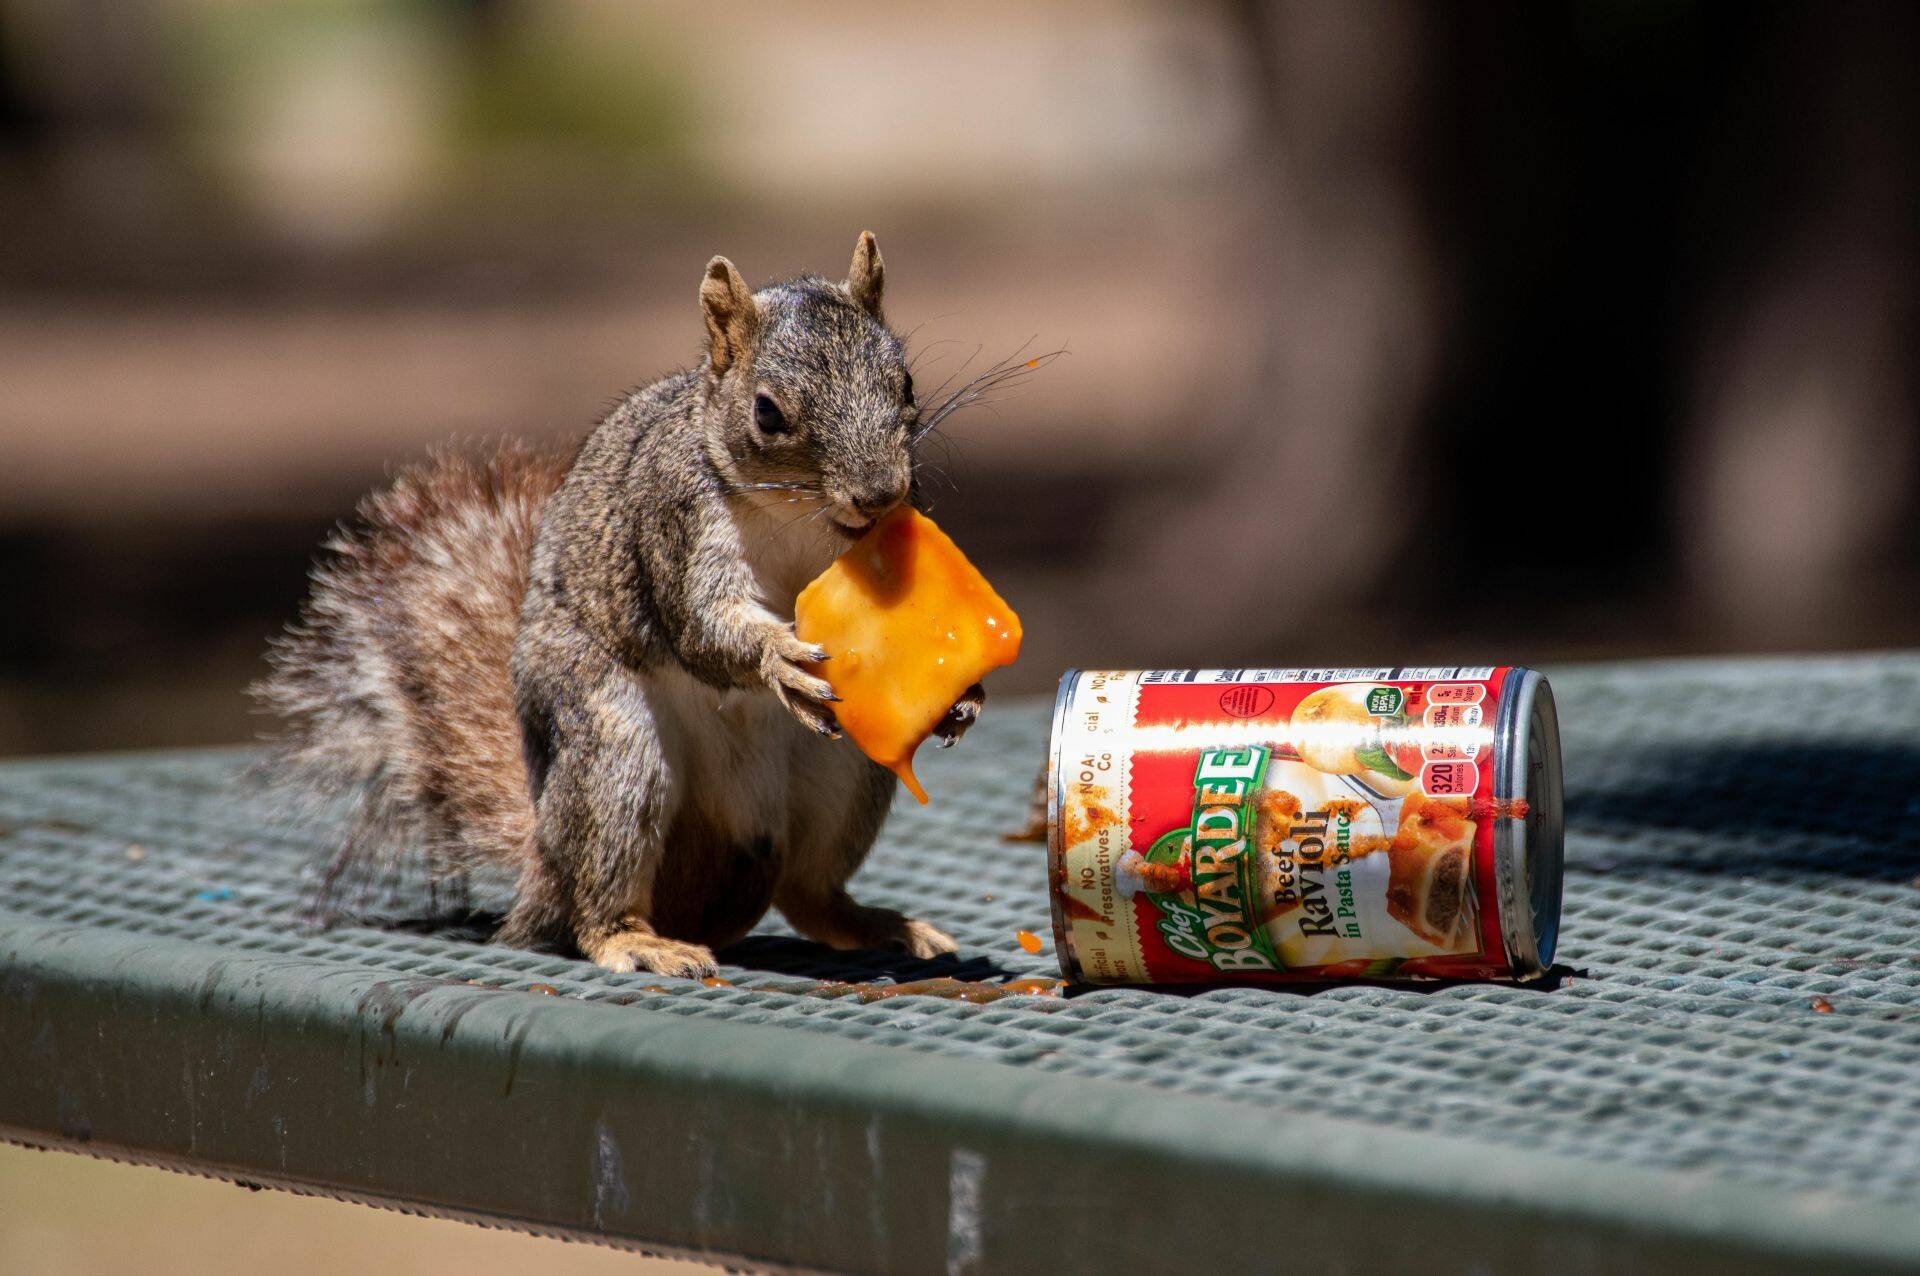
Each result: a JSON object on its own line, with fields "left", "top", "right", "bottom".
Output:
{"left": 913, "top": 342, "right": 1064, "bottom": 444}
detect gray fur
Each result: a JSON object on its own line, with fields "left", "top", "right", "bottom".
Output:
{"left": 255, "top": 235, "right": 984, "bottom": 976}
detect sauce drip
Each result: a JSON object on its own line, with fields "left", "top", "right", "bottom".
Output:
{"left": 1015, "top": 929, "right": 1044, "bottom": 954}
{"left": 630, "top": 977, "right": 1064, "bottom": 1005}
{"left": 766, "top": 976, "right": 1063, "bottom": 1004}
{"left": 794, "top": 507, "right": 1022, "bottom": 803}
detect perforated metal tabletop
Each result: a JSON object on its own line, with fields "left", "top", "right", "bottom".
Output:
{"left": 5, "top": 654, "right": 1920, "bottom": 1274}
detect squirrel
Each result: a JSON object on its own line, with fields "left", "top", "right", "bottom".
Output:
{"left": 255, "top": 233, "right": 986, "bottom": 978}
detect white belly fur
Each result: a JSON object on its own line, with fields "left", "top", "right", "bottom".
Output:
{"left": 605, "top": 492, "right": 872, "bottom": 857}
{"left": 619, "top": 662, "right": 876, "bottom": 857}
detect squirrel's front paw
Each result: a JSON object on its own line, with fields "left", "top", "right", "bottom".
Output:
{"left": 930, "top": 683, "right": 986, "bottom": 748}
{"left": 759, "top": 625, "right": 841, "bottom": 738}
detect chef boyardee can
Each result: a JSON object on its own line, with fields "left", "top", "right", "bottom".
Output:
{"left": 1046, "top": 667, "right": 1563, "bottom": 984}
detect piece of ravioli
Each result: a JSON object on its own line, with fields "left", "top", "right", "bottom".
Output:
{"left": 794, "top": 507, "right": 1022, "bottom": 803}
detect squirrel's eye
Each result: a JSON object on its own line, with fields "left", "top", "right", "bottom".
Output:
{"left": 902, "top": 371, "right": 915, "bottom": 406}
{"left": 753, "top": 393, "right": 789, "bottom": 436}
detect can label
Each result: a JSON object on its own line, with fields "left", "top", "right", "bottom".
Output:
{"left": 1050, "top": 668, "right": 1521, "bottom": 983}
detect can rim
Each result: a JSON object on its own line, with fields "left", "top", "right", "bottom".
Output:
{"left": 1044, "top": 669, "right": 1081, "bottom": 982}
{"left": 1526, "top": 678, "right": 1565, "bottom": 970}
{"left": 1493, "top": 669, "right": 1564, "bottom": 977}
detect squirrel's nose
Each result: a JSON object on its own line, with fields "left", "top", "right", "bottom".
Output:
{"left": 850, "top": 483, "right": 906, "bottom": 519}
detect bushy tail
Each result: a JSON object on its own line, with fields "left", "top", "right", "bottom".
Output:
{"left": 252, "top": 438, "right": 573, "bottom": 917}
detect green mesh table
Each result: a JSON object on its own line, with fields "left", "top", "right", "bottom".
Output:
{"left": 5, "top": 655, "right": 1920, "bottom": 1274}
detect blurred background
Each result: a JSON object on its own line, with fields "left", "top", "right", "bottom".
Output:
{"left": 2, "top": 2, "right": 1916, "bottom": 1269}
{"left": 2, "top": 0, "right": 1918, "bottom": 760}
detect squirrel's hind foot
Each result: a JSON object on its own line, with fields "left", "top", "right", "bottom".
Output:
{"left": 888, "top": 917, "right": 960, "bottom": 960}
{"left": 582, "top": 926, "right": 719, "bottom": 979}
{"left": 778, "top": 887, "right": 957, "bottom": 960}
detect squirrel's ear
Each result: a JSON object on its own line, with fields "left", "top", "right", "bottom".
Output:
{"left": 700, "top": 255, "right": 759, "bottom": 376}
{"left": 845, "top": 231, "right": 885, "bottom": 319}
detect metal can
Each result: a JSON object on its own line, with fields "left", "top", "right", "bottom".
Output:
{"left": 1046, "top": 667, "right": 1563, "bottom": 984}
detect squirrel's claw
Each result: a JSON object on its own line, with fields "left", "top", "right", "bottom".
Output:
{"left": 772, "top": 680, "right": 842, "bottom": 738}
{"left": 761, "top": 624, "right": 843, "bottom": 737}
{"left": 931, "top": 682, "right": 986, "bottom": 748}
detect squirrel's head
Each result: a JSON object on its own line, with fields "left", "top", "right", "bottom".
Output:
{"left": 699, "top": 232, "right": 918, "bottom": 536}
